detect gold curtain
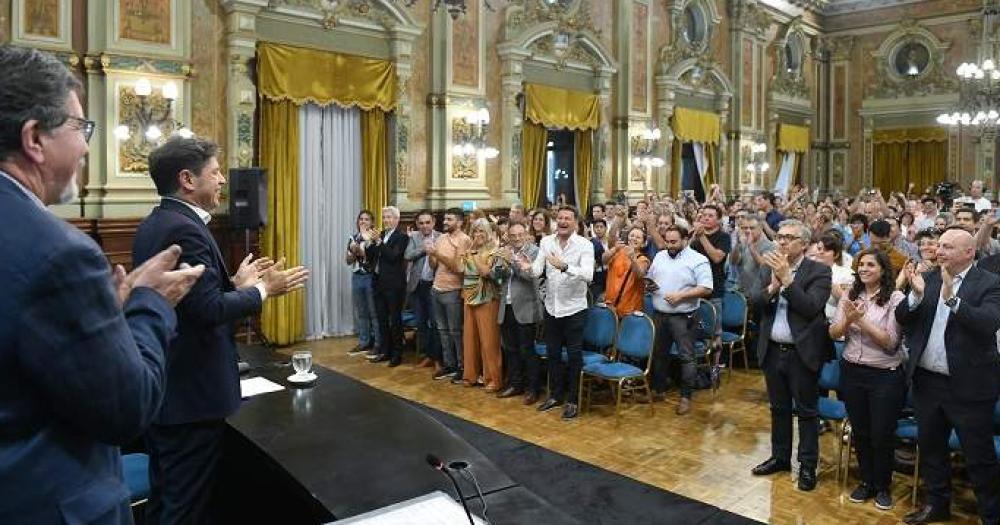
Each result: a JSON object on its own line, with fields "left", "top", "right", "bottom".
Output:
{"left": 521, "top": 121, "right": 548, "bottom": 209}
{"left": 704, "top": 143, "right": 717, "bottom": 188}
{"left": 574, "top": 129, "right": 593, "bottom": 214}
{"left": 670, "top": 138, "right": 682, "bottom": 197}
{"left": 361, "top": 110, "right": 389, "bottom": 228}
{"left": 873, "top": 140, "right": 947, "bottom": 194}
{"left": 671, "top": 107, "right": 721, "bottom": 145}
{"left": 259, "top": 99, "right": 303, "bottom": 345}
{"left": 257, "top": 42, "right": 396, "bottom": 111}
{"left": 524, "top": 83, "right": 600, "bottom": 131}
{"left": 777, "top": 124, "right": 810, "bottom": 153}
{"left": 873, "top": 126, "right": 948, "bottom": 143}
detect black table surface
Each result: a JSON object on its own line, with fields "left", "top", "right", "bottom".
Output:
{"left": 228, "top": 347, "right": 571, "bottom": 523}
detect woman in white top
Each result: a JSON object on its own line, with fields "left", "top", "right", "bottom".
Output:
{"left": 807, "top": 232, "right": 855, "bottom": 322}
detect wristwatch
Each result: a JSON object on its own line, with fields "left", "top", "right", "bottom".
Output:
{"left": 944, "top": 296, "right": 958, "bottom": 308}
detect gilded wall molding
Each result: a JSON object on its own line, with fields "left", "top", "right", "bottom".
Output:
{"left": 867, "top": 18, "right": 956, "bottom": 99}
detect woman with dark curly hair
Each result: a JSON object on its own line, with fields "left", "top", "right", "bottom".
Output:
{"left": 829, "top": 248, "right": 906, "bottom": 511}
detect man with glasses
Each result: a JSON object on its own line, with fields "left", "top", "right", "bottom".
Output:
{"left": 0, "top": 45, "right": 205, "bottom": 523}
{"left": 751, "top": 220, "right": 833, "bottom": 492}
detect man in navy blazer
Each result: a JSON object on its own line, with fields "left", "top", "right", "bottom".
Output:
{"left": 0, "top": 45, "right": 203, "bottom": 524}
{"left": 896, "top": 228, "right": 1000, "bottom": 525}
{"left": 133, "top": 137, "right": 309, "bottom": 524}
{"left": 366, "top": 206, "right": 410, "bottom": 367}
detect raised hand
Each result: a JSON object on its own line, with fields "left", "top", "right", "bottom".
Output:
{"left": 940, "top": 265, "right": 953, "bottom": 301}
{"left": 232, "top": 253, "right": 274, "bottom": 290}
{"left": 908, "top": 264, "right": 926, "bottom": 297}
{"left": 546, "top": 254, "right": 565, "bottom": 270}
{"left": 128, "top": 245, "right": 206, "bottom": 306}
{"left": 261, "top": 257, "right": 311, "bottom": 297}
{"left": 844, "top": 299, "right": 865, "bottom": 324}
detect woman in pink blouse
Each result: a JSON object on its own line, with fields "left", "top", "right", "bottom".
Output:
{"left": 829, "top": 248, "right": 906, "bottom": 512}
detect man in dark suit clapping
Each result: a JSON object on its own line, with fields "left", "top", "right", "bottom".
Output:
{"left": 750, "top": 219, "right": 833, "bottom": 492}
{"left": 0, "top": 45, "right": 204, "bottom": 524}
{"left": 896, "top": 228, "right": 1000, "bottom": 525}
{"left": 133, "top": 137, "right": 309, "bottom": 524}
{"left": 367, "top": 206, "right": 410, "bottom": 367}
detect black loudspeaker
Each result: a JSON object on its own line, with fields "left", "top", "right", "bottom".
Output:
{"left": 228, "top": 167, "right": 267, "bottom": 229}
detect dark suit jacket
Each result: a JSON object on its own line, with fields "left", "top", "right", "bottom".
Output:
{"left": 753, "top": 257, "right": 833, "bottom": 372}
{"left": 367, "top": 228, "right": 409, "bottom": 291}
{"left": 133, "top": 198, "right": 262, "bottom": 425}
{"left": 0, "top": 176, "right": 176, "bottom": 523}
{"left": 895, "top": 266, "right": 1000, "bottom": 401}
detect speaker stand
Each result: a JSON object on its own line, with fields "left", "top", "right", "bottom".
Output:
{"left": 243, "top": 227, "right": 274, "bottom": 350}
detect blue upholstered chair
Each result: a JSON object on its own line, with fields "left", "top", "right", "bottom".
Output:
{"left": 578, "top": 311, "right": 656, "bottom": 426}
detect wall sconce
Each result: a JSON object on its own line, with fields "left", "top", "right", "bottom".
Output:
{"left": 114, "top": 77, "right": 192, "bottom": 144}
{"left": 631, "top": 127, "right": 665, "bottom": 168}
{"left": 744, "top": 142, "right": 770, "bottom": 175}
{"left": 452, "top": 107, "right": 499, "bottom": 160}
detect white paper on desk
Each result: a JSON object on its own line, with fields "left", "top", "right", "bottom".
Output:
{"left": 240, "top": 377, "right": 285, "bottom": 398}
{"left": 336, "top": 491, "right": 486, "bottom": 525}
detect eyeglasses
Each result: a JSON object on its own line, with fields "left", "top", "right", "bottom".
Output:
{"left": 65, "top": 116, "right": 96, "bottom": 143}
{"left": 775, "top": 234, "right": 802, "bottom": 243}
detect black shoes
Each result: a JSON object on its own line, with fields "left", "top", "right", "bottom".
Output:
{"left": 450, "top": 370, "right": 464, "bottom": 384}
{"left": 537, "top": 398, "right": 562, "bottom": 412}
{"left": 432, "top": 368, "right": 454, "bottom": 380}
{"left": 848, "top": 483, "right": 875, "bottom": 503}
{"left": 873, "top": 490, "right": 893, "bottom": 511}
{"left": 497, "top": 386, "right": 524, "bottom": 399}
{"left": 387, "top": 358, "right": 401, "bottom": 368}
{"left": 903, "top": 505, "right": 951, "bottom": 524}
{"left": 561, "top": 403, "right": 578, "bottom": 420}
{"left": 750, "top": 458, "right": 791, "bottom": 476}
{"left": 797, "top": 468, "right": 817, "bottom": 491}
{"left": 368, "top": 354, "right": 389, "bottom": 363}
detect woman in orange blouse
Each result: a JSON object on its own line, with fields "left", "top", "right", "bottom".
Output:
{"left": 602, "top": 226, "right": 650, "bottom": 317}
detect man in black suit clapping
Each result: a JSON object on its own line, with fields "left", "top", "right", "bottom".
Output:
{"left": 367, "top": 206, "right": 410, "bottom": 367}
{"left": 897, "top": 228, "right": 1000, "bottom": 525}
{"left": 750, "top": 219, "right": 833, "bottom": 491}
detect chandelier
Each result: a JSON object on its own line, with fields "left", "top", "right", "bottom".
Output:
{"left": 452, "top": 108, "right": 499, "bottom": 160}
{"left": 745, "top": 142, "right": 769, "bottom": 176}
{"left": 114, "top": 77, "right": 193, "bottom": 143}
{"left": 938, "top": 3, "right": 1000, "bottom": 128}
{"left": 631, "top": 127, "right": 665, "bottom": 168}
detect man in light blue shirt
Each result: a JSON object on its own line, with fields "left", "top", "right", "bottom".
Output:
{"left": 645, "top": 225, "right": 713, "bottom": 415}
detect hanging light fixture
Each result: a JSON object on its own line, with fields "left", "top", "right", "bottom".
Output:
{"left": 452, "top": 108, "right": 499, "bottom": 160}
{"left": 115, "top": 77, "right": 193, "bottom": 144}
{"left": 631, "top": 127, "right": 665, "bottom": 168}
{"left": 745, "top": 142, "right": 770, "bottom": 176}
{"left": 938, "top": 4, "right": 1000, "bottom": 128}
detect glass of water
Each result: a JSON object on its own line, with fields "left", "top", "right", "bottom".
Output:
{"left": 291, "top": 350, "right": 313, "bottom": 377}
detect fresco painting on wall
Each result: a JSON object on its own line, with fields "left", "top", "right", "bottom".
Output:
{"left": 451, "top": 0, "right": 479, "bottom": 89}
{"left": 119, "top": 0, "right": 171, "bottom": 45}
{"left": 23, "top": 0, "right": 58, "bottom": 38}
{"left": 893, "top": 41, "right": 930, "bottom": 77}
{"left": 631, "top": 1, "right": 648, "bottom": 113}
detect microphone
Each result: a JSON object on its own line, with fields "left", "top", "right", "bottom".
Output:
{"left": 425, "top": 454, "right": 474, "bottom": 525}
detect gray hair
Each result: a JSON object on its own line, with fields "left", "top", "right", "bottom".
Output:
{"left": 0, "top": 45, "right": 83, "bottom": 160}
{"left": 381, "top": 206, "right": 400, "bottom": 219}
{"left": 778, "top": 218, "right": 812, "bottom": 242}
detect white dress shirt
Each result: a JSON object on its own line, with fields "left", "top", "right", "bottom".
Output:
{"left": 530, "top": 232, "right": 594, "bottom": 318}
{"left": 908, "top": 266, "right": 970, "bottom": 375}
{"left": 769, "top": 256, "right": 804, "bottom": 344}
{"left": 645, "top": 246, "right": 713, "bottom": 314}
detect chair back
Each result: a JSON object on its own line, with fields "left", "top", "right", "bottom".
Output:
{"left": 720, "top": 291, "right": 747, "bottom": 333}
{"left": 643, "top": 293, "right": 655, "bottom": 316}
{"left": 818, "top": 359, "right": 841, "bottom": 391}
{"left": 583, "top": 303, "right": 618, "bottom": 351}
{"left": 614, "top": 311, "right": 656, "bottom": 373}
{"left": 695, "top": 299, "right": 717, "bottom": 342}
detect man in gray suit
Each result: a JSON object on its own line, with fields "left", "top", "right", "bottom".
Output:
{"left": 404, "top": 210, "right": 443, "bottom": 371}
{"left": 494, "top": 220, "right": 544, "bottom": 403}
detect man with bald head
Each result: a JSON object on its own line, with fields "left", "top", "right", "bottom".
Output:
{"left": 896, "top": 228, "right": 1000, "bottom": 525}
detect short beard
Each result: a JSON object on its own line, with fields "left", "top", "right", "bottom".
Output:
{"left": 57, "top": 178, "right": 78, "bottom": 205}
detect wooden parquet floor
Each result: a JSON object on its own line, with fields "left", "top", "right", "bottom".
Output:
{"left": 282, "top": 337, "right": 981, "bottom": 525}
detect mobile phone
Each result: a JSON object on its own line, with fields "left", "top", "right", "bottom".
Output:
{"left": 618, "top": 229, "right": 629, "bottom": 243}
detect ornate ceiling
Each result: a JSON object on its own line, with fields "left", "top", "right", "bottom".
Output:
{"left": 786, "top": 0, "right": 927, "bottom": 16}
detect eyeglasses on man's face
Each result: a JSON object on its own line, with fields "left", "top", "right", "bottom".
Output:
{"left": 65, "top": 116, "right": 96, "bottom": 143}
{"left": 775, "top": 234, "right": 802, "bottom": 243}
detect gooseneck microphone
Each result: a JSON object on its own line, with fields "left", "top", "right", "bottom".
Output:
{"left": 426, "top": 454, "right": 475, "bottom": 525}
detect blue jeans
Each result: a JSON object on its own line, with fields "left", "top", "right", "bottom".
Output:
{"left": 410, "top": 281, "right": 442, "bottom": 362}
{"left": 352, "top": 272, "right": 380, "bottom": 349}
{"left": 433, "top": 289, "right": 464, "bottom": 371}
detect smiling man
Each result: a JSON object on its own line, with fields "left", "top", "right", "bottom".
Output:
{"left": 133, "top": 137, "right": 310, "bottom": 524}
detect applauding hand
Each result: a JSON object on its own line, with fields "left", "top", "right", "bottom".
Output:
{"left": 122, "top": 245, "right": 206, "bottom": 307}
{"left": 232, "top": 253, "right": 275, "bottom": 290}
{"left": 261, "top": 258, "right": 311, "bottom": 297}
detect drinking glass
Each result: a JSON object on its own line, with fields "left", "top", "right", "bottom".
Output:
{"left": 291, "top": 351, "right": 313, "bottom": 377}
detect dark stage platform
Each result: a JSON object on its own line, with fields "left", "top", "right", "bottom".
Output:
{"left": 217, "top": 346, "right": 759, "bottom": 524}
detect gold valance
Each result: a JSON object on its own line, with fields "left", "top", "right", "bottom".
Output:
{"left": 257, "top": 42, "right": 396, "bottom": 111}
{"left": 873, "top": 127, "right": 948, "bottom": 144}
{"left": 524, "top": 83, "right": 600, "bottom": 131}
{"left": 777, "top": 124, "right": 810, "bottom": 153}
{"left": 671, "top": 107, "right": 721, "bottom": 145}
